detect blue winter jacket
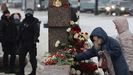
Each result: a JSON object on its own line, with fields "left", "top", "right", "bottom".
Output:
{"left": 75, "top": 27, "right": 130, "bottom": 75}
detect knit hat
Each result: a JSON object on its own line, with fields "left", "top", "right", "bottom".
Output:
{"left": 25, "top": 8, "right": 34, "bottom": 15}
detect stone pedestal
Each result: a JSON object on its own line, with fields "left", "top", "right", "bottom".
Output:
{"left": 48, "top": 0, "right": 71, "bottom": 52}
{"left": 22, "top": 0, "right": 35, "bottom": 10}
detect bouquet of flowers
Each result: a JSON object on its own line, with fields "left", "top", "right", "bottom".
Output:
{"left": 43, "top": 20, "right": 99, "bottom": 75}
{"left": 44, "top": 53, "right": 66, "bottom": 65}
{"left": 44, "top": 42, "right": 76, "bottom": 65}
{"left": 66, "top": 24, "right": 89, "bottom": 52}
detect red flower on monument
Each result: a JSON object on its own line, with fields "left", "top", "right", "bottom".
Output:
{"left": 71, "top": 25, "right": 81, "bottom": 33}
{"left": 63, "top": 3, "right": 69, "bottom": 8}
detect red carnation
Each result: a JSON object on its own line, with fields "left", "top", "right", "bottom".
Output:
{"left": 71, "top": 26, "right": 81, "bottom": 33}
{"left": 63, "top": 3, "right": 69, "bottom": 8}
{"left": 88, "top": 63, "right": 98, "bottom": 72}
{"left": 79, "top": 62, "right": 98, "bottom": 72}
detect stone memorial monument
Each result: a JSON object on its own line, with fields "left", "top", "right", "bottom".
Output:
{"left": 48, "top": 0, "right": 71, "bottom": 52}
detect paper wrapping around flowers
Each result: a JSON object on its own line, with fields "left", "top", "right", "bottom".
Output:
{"left": 48, "top": 0, "right": 71, "bottom": 27}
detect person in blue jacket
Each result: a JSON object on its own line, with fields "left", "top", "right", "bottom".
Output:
{"left": 75, "top": 27, "right": 130, "bottom": 75}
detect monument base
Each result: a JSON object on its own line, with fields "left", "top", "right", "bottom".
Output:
{"left": 49, "top": 27, "right": 69, "bottom": 52}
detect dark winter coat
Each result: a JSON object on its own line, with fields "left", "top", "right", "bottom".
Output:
{"left": 75, "top": 27, "right": 130, "bottom": 75}
{"left": 0, "top": 15, "right": 17, "bottom": 42}
{"left": 19, "top": 16, "right": 40, "bottom": 44}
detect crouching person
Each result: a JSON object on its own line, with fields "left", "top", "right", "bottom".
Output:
{"left": 74, "top": 27, "right": 130, "bottom": 75}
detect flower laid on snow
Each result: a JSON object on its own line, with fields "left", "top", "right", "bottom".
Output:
{"left": 55, "top": 40, "right": 61, "bottom": 47}
{"left": 44, "top": 53, "right": 68, "bottom": 65}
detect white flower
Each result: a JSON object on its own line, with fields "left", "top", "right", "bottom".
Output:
{"left": 71, "top": 68, "right": 76, "bottom": 74}
{"left": 76, "top": 11, "right": 80, "bottom": 17}
{"left": 85, "top": 60, "right": 89, "bottom": 63}
{"left": 74, "top": 33, "right": 79, "bottom": 39}
{"left": 66, "top": 28, "right": 71, "bottom": 32}
{"left": 85, "top": 35, "right": 89, "bottom": 39}
{"left": 83, "top": 34, "right": 89, "bottom": 39}
{"left": 55, "top": 40, "right": 60, "bottom": 47}
{"left": 79, "top": 37, "right": 84, "bottom": 41}
{"left": 75, "top": 20, "right": 79, "bottom": 25}
{"left": 81, "top": 32, "right": 89, "bottom": 40}
{"left": 51, "top": 56, "right": 56, "bottom": 60}
{"left": 46, "top": 58, "right": 51, "bottom": 61}
{"left": 76, "top": 70, "right": 81, "bottom": 75}
{"left": 81, "top": 60, "right": 85, "bottom": 63}
{"left": 70, "top": 21, "right": 75, "bottom": 25}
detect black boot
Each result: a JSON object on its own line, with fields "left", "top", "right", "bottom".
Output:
{"left": 4, "top": 68, "right": 10, "bottom": 74}
{"left": 3, "top": 66, "right": 10, "bottom": 74}
{"left": 9, "top": 68, "right": 16, "bottom": 73}
{"left": 16, "top": 69, "right": 24, "bottom": 75}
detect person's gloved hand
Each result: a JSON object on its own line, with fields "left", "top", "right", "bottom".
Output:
{"left": 98, "top": 51, "right": 104, "bottom": 56}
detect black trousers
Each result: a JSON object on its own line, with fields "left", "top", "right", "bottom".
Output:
{"left": 19, "top": 42, "right": 37, "bottom": 74}
{"left": 2, "top": 41, "right": 16, "bottom": 69}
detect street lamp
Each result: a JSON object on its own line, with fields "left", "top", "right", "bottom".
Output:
{"left": 94, "top": 0, "right": 98, "bottom": 15}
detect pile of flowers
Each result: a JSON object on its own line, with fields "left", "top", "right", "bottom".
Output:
{"left": 44, "top": 52, "right": 72, "bottom": 65}
{"left": 43, "top": 20, "right": 99, "bottom": 75}
{"left": 67, "top": 23, "right": 89, "bottom": 52}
